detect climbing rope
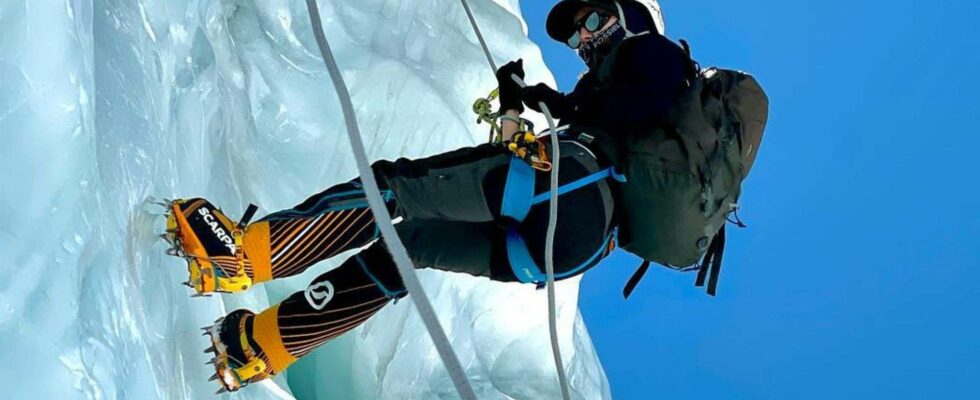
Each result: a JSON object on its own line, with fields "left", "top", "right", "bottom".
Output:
{"left": 458, "top": 0, "right": 498, "bottom": 72}
{"left": 303, "top": 2, "right": 477, "bottom": 399}
{"left": 457, "top": 1, "right": 571, "bottom": 399}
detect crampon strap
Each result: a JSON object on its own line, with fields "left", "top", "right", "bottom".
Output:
{"left": 238, "top": 204, "right": 259, "bottom": 229}
{"left": 233, "top": 203, "right": 260, "bottom": 276}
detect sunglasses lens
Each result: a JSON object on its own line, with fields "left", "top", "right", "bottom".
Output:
{"left": 566, "top": 11, "right": 608, "bottom": 48}
{"left": 585, "top": 12, "right": 602, "bottom": 31}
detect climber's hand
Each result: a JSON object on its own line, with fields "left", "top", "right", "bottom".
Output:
{"left": 496, "top": 59, "right": 526, "bottom": 113}
{"left": 521, "top": 83, "right": 570, "bottom": 119}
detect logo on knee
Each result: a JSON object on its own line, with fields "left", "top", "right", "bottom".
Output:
{"left": 304, "top": 280, "right": 335, "bottom": 310}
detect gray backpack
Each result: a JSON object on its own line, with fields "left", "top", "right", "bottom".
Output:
{"left": 617, "top": 62, "right": 769, "bottom": 297}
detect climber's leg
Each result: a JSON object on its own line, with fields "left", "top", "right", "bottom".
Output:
{"left": 165, "top": 143, "right": 513, "bottom": 294}
{"left": 393, "top": 219, "right": 516, "bottom": 281}
{"left": 163, "top": 180, "right": 393, "bottom": 295}
{"left": 250, "top": 141, "right": 511, "bottom": 281}
{"left": 246, "top": 218, "right": 512, "bottom": 371}
{"left": 204, "top": 240, "right": 402, "bottom": 393}
{"left": 259, "top": 247, "right": 401, "bottom": 363}
{"left": 205, "top": 200, "right": 611, "bottom": 392}
{"left": 371, "top": 142, "right": 511, "bottom": 223}
{"left": 253, "top": 180, "right": 394, "bottom": 281}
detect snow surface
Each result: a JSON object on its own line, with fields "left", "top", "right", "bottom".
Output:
{"left": 0, "top": 0, "right": 610, "bottom": 398}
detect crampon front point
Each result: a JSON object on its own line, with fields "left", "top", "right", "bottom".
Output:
{"left": 162, "top": 199, "right": 258, "bottom": 295}
{"left": 202, "top": 311, "right": 270, "bottom": 393}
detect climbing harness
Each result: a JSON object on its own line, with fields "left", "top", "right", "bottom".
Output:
{"left": 458, "top": 0, "right": 572, "bottom": 398}
{"left": 500, "top": 148, "right": 624, "bottom": 284}
{"left": 304, "top": 2, "right": 476, "bottom": 399}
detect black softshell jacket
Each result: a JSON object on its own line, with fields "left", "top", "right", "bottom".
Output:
{"left": 562, "top": 33, "right": 691, "bottom": 137}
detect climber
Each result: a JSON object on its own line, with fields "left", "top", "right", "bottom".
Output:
{"left": 162, "top": 0, "right": 767, "bottom": 392}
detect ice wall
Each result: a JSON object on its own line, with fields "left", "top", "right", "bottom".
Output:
{"left": 0, "top": 1, "right": 610, "bottom": 399}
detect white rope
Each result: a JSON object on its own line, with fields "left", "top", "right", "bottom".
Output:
{"left": 457, "top": 0, "right": 571, "bottom": 398}
{"left": 303, "top": 2, "right": 476, "bottom": 399}
{"left": 458, "top": 0, "right": 498, "bottom": 72}
{"left": 513, "top": 77, "right": 570, "bottom": 400}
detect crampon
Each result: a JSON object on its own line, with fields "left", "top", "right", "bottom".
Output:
{"left": 202, "top": 310, "right": 272, "bottom": 393}
{"left": 161, "top": 198, "right": 259, "bottom": 295}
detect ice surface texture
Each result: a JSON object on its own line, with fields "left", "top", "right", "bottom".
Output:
{"left": 0, "top": 1, "right": 610, "bottom": 398}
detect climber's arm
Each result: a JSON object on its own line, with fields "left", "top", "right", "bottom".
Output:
{"left": 496, "top": 59, "right": 526, "bottom": 142}
{"left": 499, "top": 109, "right": 522, "bottom": 142}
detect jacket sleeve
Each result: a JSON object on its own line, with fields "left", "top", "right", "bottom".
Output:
{"left": 566, "top": 35, "right": 691, "bottom": 129}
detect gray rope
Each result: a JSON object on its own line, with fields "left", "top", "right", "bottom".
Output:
{"left": 458, "top": 0, "right": 498, "bottom": 72}
{"left": 511, "top": 77, "right": 570, "bottom": 400}
{"left": 303, "top": 2, "right": 476, "bottom": 399}
{"left": 541, "top": 103, "right": 569, "bottom": 400}
{"left": 457, "top": 0, "right": 570, "bottom": 397}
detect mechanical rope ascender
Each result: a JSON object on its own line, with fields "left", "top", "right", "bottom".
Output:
{"left": 472, "top": 88, "right": 553, "bottom": 171}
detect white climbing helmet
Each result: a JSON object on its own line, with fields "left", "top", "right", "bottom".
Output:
{"left": 546, "top": 0, "right": 666, "bottom": 42}
{"left": 626, "top": 0, "right": 666, "bottom": 36}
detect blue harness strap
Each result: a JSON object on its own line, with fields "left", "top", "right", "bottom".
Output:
{"left": 507, "top": 227, "right": 615, "bottom": 284}
{"left": 501, "top": 153, "right": 624, "bottom": 284}
{"left": 530, "top": 167, "right": 626, "bottom": 205}
{"left": 500, "top": 157, "right": 536, "bottom": 221}
{"left": 355, "top": 254, "right": 407, "bottom": 299}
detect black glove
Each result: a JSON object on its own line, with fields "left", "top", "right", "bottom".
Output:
{"left": 496, "top": 59, "right": 526, "bottom": 113}
{"left": 521, "top": 83, "right": 571, "bottom": 119}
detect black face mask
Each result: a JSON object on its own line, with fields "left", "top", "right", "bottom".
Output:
{"left": 577, "top": 21, "right": 626, "bottom": 69}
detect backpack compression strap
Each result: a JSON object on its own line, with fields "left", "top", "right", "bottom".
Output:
{"left": 695, "top": 226, "right": 725, "bottom": 296}
{"left": 622, "top": 260, "right": 651, "bottom": 299}
{"left": 622, "top": 226, "right": 727, "bottom": 299}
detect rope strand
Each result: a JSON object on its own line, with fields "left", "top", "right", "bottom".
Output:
{"left": 303, "top": 2, "right": 476, "bottom": 399}
{"left": 458, "top": 0, "right": 498, "bottom": 72}
{"left": 457, "top": 0, "right": 572, "bottom": 395}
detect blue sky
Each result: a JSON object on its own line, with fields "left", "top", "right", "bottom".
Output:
{"left": 518, "top": 1, "right": 980, "bottom": 398}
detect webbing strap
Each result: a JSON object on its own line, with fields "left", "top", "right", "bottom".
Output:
{"left": 531, "top": 167, "right": 625, "bottom": 205}
{"left": 503, "top": 150, "right": 623, "bottom": 222}
{"left": 506, "top": 228, "right": 539, "bottom": 283}
{"left": 695, "top": 226, "right": 726, "bottom": 296}
{"left": 500, "top": 156, "right": 536, "bottom": 221}
{"left": 238, "top": 204, "right": 259, "bottom": 229}
{"left": 507, "top": 227, "right": 614, "bottom": 285}
{"left": 304, "top": 2, "right": 476, "bottom": 399}
{"left": 355, "top": 255, "right": 407, "bottom": 299}
{"left": 622, "top": 260, "right": 651, "bottom": 299}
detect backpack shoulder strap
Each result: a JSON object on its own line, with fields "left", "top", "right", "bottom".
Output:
{"left": 678, "top": 39, "right": 701, "bottom": 83}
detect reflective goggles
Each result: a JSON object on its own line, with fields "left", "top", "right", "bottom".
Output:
{"left": 566, "top": 11, "right": 612, "bottom": 48}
